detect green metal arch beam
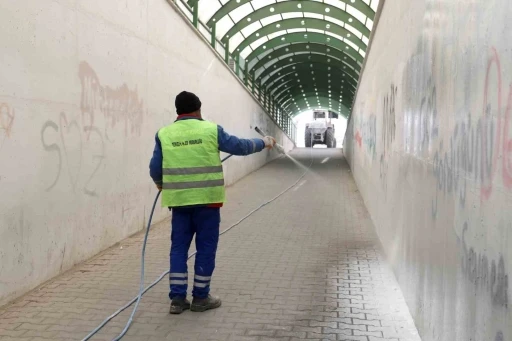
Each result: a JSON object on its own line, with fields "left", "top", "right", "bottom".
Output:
{"left": 279, "top": 93, "right": 353, "bottom": 111}
{"left": 274, "top": 84, "right": 354, "bottom": 110}
{"left": 247, "top": 32, "right": 364, "bottom": 66}
{"left": 233, "top": 17, "right": 366, "bottom": 55}
{"left": 258, "top": 56, "right": 356, "bottom": 83}
{"left": 295, "top": 109, "right": 349, "bottom": 118}
{"left": 265, "top": 66, "right": 356, "bottom": 96}
{"left": 271, "top": 74, "right": 356, "bottom": 99}
{"left": 286, "top": 98, "right": 349, "bottom": 117}
{"left": 279, "top": 86, "right": 353, "bottom": 105}
{"left": 286, "top": 97, "right": 347, "bottom": 112}
{"left": 220, "top": 2, "right": 370, "bottom": 43}
{"left": 279, "top": 91, "right": 353, "bottom": 109}
{"left": 250, "top": 44, "right": 360, "bottom": 76}
{"left": 257, "top": 54, "right": 359, "bottom": 84}
{"left": 272, "top": 81, "right": 354, "bottom": 98}
{"left": 275, "top": 85, "right": 355, "bottom": 104}
{"left": 274, "top": 81, "right": 354, "bottom": 104}
{"left": 250, "top": 43, "right": 361, "bottom": 74}
{"left": 276, "top": 87, "right": 353, "bottom": 105}
{"left": 269, "top": 74, "right": 356, "bottom": 97}
{"left": 262, "top": 63, "right": 357, "bottom": 91}
{"left": 196, "top": 0, "right": 375, "bottom": 25}
{"left": 282, "top": 95, "right": 348, "bottom": 111}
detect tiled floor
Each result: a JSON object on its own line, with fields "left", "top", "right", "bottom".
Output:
{"left": 0, "top": 148, "right": 421, "bottom": 341}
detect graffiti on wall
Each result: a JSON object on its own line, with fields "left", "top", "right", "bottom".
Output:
{"left": 431, "top": 48, "right": 512, "bottom": 213}
{"left": 79, "top": 61, "right": 145, "bottom": 141}
{"left": 353, "top": 102, "right": 377, "bottom": 161}
{"left": 0, "top": 102, "right": 15, "bottom": 148}
{"left": 41, "top": 61, "right": 146, "bottom": 196}
{"left": 41, "top": 112, "right": 105, "bottom": 196}
{"left": 354, "top": 115, "right": 377, "bottom": 159}
{"left": 402, "top": 43, "right": 439, "bottom": 156}
{"left": 382, "top": 84, "right": 398, "bottom": 153}
{"left": 416, "top": 80, "right": 439, "bottom": 154}
{"left": 363, "top": 115, "right": 377, "bottom": 159}
{"left": 380, "top": 153, "right": 388, "bottom": 194}
{"left": 480, "top": 48, "right": 512, "bottom": 199}
{"left": 378, "top": 84, "right": 399, "bottom": 193}
{"left": 459, "top": 222, "right": 509, "bottom": 308}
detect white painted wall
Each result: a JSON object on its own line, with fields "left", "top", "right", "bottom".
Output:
{"left": 0, "top": 0, "right": 294, "bottom": 306}
{"left": 344, "top": 1, "right": 511, "bottom": 341}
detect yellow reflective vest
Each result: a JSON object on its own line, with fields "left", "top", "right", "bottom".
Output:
{"left": 158, "top": 119, "right": 225, "bottom": 207}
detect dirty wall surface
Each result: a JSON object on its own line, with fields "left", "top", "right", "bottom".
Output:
{"left": 0, "top": 0, "right": 293, "bottom": 306}
{"left": 344, "top": 1, "right": 511, "bottom": 341}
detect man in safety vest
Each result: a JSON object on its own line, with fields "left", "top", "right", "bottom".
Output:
{"left": 149, "top": 91, "right": 277, "bottom": 314}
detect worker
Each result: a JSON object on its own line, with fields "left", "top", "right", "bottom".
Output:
{"left": 149, "top": 91, "right": 276, "bottom": 314}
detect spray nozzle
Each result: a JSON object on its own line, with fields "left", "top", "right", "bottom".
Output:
{"left": 255, "top": 126, "right": 286, "bottom": 154}
{"left": 274, "top": 143, "right": 285, "bottom": 154}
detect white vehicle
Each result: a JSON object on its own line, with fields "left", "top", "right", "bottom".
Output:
{"left": 304, "top": 111, "right": 338, "bottom": 148}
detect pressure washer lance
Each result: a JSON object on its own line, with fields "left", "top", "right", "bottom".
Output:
{"left": 254, "top": 126, "right": 286, "bottom": 154}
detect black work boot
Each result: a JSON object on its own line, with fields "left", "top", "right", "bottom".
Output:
{"left": 169, "top": 297, "right": 191, "bottom": 314}
{"left": 190, "top": 295, "right": 222, "bottom": 312}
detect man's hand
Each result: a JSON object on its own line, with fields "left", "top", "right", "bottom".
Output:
{"left": 263, "top": 136, "right": 276, "bottom": 149}
{"left": 155, "top": 182, "right": 162, "bottom": 191}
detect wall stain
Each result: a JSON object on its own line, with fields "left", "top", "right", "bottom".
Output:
{"left": 79, "top": 61, "right": 145, "bottom": 141}
{"left": 40, "top": 113, "right": 105, "bottom": 196}
{"left": 459, "top": 222, "right": 509, "bottom": 309}
{"left": 430, "top": 48, "right": 512, "bottom": 213}
{"left": 382, "top": 84, "right": 398, "bottom": 153}
{"left": 0, "top": 102, "right": 15, "bottom": 149}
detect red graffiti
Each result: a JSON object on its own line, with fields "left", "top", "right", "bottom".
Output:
{"left": 502, "top": 85, "right": 512, "bottom": 188}
{"left": 0, "top": 102, "right": 15, "bottom": 138}
{"left": 79, "top": 61, "right": 145, "bottom": 140}
{"left": 355, "top": 130, "right": 362, "bottom": 147}
{"left": 480, "top": 48, "right": 512, "bottom": 200}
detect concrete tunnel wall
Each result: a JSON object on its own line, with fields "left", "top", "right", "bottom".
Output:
{"left": 344, "top": 1, "right": 511, "bottom": 341}
{"left": 0, "top": 0, "right": 294, "bottom": 306}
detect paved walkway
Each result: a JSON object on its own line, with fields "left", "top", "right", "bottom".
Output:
{"left": 0, "top": 149, "right": 421, "bottom": 341}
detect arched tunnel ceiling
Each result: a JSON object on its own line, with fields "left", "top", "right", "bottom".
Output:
{"left": 187, "top": 0, "right": 380, "bottom": 118}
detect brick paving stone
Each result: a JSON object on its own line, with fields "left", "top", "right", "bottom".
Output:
{"left": 0, "top": 149, "right": 421, "bottom": 341}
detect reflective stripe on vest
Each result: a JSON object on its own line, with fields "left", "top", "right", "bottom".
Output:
{"left": 162, "top": 166, "right": 223, "bottom": 176}
{"left": 158, "top": 119, "right": 225, "bottom": 207}
{"left": 162, "top": 179, "right": 225, "bottom": 190}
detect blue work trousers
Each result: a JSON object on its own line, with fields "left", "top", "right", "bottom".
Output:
{"left": 169, "top": 207, "right": 220, "bottom": 300}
